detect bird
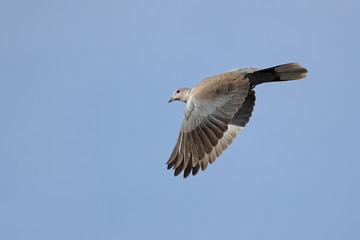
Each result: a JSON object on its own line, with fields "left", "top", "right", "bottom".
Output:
{"left": 167, "top": 63, "right": 308, "bottom": 178}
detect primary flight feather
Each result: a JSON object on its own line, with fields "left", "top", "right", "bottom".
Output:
{"left": 167, "top": 63, "right": 308, "bottom": 178}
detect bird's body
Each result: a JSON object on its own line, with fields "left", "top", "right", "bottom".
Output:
{"left": 168, "top": 63, "right": 308, "bottom": 178}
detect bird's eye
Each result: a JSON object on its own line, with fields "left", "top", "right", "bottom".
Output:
{"left": 176, "top": 90, "right": 180, "bottom": 93}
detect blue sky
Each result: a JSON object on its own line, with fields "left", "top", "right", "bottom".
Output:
{"left": 1, "top": 0, "right": 360, "bottom": 239}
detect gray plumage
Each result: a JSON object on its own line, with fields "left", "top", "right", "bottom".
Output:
{"left": 168, "top": 63, "right": 308, "bottom": 178}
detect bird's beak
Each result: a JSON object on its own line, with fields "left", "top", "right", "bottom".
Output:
{"left": 168, "top": 97, "right": 173, "bottom": 103}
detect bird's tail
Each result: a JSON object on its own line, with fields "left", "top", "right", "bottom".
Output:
{"left": 248, "top": 63, "right": 308, "bottom": 87}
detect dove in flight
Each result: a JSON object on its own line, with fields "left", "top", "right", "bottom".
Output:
{"left": 167, "top": 63, "right": 308, "bottom": 178}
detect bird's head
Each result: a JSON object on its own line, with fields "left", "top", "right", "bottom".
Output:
{"left": 169, "top": 88, "right": 191, "bottom": 103}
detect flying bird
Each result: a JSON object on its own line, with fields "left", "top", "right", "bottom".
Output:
{"left": 167, "top": 63, "right": 308, "bottom": 178}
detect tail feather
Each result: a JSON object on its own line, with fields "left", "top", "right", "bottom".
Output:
{"left": 248, "top": 63, "right": 308, "bottom": 87}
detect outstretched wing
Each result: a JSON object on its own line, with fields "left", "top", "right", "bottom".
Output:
{"left": 167, "top": 71, "right": 256, "bottom": 177}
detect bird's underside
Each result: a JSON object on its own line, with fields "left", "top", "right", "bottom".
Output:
{"left": 167, "top": 63, "right": 308, "bottom": 178}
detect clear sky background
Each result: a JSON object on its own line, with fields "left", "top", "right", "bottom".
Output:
{"left": 1, "top": 0, "right": 359, "bottom": 239}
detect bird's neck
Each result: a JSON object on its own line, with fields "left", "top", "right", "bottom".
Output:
{"left": 182, "top": 88, "right": 192, "bottom": 103}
